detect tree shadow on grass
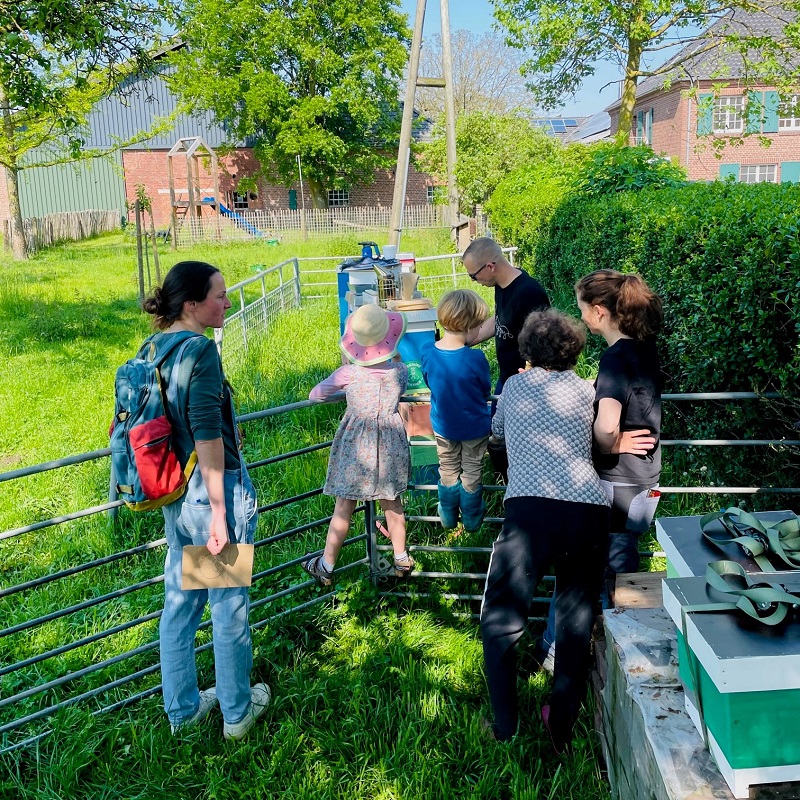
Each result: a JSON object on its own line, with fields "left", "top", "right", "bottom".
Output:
{"left": 2, "top": 295, "right": 144, "bottom": 363}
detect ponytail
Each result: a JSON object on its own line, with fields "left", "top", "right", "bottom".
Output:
{"left": 576, "top": 269, "right": 663, "bottom": 340}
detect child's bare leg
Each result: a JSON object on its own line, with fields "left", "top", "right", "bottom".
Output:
{"left": 380, "top": 497, "right": 407, "bottom": 557}
{"left": 323, "top": 497, "right": 358, "bottom": 566}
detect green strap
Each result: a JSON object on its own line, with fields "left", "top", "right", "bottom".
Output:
{"left": 679, "top": 559, "right": 800, "bottom": 747}
{"left": 703, "top": 560, "right": 799, "bottom": 625}
{"left": 765, "top": 515, "right": 800, "bottom": 570}
{"left": 700, "top": 508, "right": 800, "bottom": 572}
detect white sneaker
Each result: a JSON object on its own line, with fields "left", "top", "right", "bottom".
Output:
{"left": 170, "top": 686, "right": 218, "bottom": 734}
{"left": 223, "top": 683, "right": 271, "bottom": 741}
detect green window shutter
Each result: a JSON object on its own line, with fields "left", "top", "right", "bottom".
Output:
{"left": 637, "top": 111, "right": 644, "bottom": 143}
{"left": 780, "top": 162, "right": 800, "bottom": 183}
{"left": 288, "top": 189, "right": 298, "bottom": 210}
{"left": 764, "top": 91, "right": 780, "bottom": 133}
{"left": 745, "top": 91, "right": 763, "bottom": 133}
{"left": 720, "top": 163, "right": 740, "bottom": 181}
{"left": 647, "top": 108, "right": 654, "bottom": 144}
{"left": 698, "top": 93, "right": 713, "bottom": 135}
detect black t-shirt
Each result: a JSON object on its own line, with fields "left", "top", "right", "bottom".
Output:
{"left": 495, "top": 271, "right": 549, "bottom": 384}
{"left": 593, "top": 338, "right": 662, "bottom": 484}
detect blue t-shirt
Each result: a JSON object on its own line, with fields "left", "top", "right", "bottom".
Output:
{"left": 420, "top": 341, "right": 492, "bottom": 441}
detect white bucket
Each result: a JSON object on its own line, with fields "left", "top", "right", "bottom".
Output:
{"left": 382, "top": 244, "right": 398, "bottom": 260}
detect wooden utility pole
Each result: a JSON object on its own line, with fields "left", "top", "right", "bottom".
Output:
{"left": 439, "top": 0, "right": 459, "bottom": 237}
{"left": 297, "top": 154, "right": 309, "bottom": 241}
{"left": 389, "top": 0, "right": 458, "bottom": 248}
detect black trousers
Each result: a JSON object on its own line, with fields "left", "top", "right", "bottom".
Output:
{"left": 480, "top": 495, "right": 609, "bottom": 746}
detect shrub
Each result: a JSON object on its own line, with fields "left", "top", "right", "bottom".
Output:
{"left": 486, "top": 144, "right": 591, "bottom": 262}
{"left": 574, "top": 143, "right": 687, "bottom": 196}
{"left": 534, "top": 181, "right": 799, "bottom": 395}
{"left": 487, "top": 143, "right": 685, "bottom": 265}
{"left": 533, "top": 180, "right": 800, "bottom": 504}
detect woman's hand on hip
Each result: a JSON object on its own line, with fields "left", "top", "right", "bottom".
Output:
{"left": 613, "top": 429, "right": 656, "bottom": 455}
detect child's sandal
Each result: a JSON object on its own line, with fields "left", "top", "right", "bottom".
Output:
{"left": 393, "top": 555, "right": 415, "bottom": 579}
{"left": 301, "top": 555, "right": 334, "bottom": 587}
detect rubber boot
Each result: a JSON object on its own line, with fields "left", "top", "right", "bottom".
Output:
{"left": 437, "top": 481, "right": 461, "bottom": 529}
{"left": 460, "top": 484, "right": 486, "bottom": 533}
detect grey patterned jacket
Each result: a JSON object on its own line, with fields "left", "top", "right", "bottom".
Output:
{"left": 493, "top": 368, "right": 610, "bottom": 507}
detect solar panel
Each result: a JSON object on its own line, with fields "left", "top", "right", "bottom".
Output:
{"left": 551, "top": 121, "right": 567, "bottom": 132}
{"left": 563, "top": 119, "right": 578, "bottom": 126}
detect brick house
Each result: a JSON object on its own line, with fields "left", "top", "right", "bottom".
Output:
{"left": 605, "top": 9, "right": 800, "bottom": 183}
{"left": 0, "top": 57, "right": 440, "bottom": 227}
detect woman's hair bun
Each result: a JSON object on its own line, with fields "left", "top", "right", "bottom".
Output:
{"left": 142, "top": 287, "right": 164, "bottom": 316}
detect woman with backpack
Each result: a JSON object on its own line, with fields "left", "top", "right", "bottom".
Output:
{"left": 141, "top": 261, "right": 269, "bottom": 740}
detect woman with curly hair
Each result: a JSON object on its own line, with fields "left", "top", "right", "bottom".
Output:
{"left": 480, "top": 308, "right": 610, "bottom": 752}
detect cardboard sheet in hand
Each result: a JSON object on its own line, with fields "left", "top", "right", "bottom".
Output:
{"left": 181, "top": 544, "right": 254, "bottom": 589}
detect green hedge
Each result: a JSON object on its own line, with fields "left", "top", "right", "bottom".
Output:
{"left": 525, "top": 181, "right": 800, "bottom": 504}
{"left": 532, "top": 181, "right": 800, "bottom": 396}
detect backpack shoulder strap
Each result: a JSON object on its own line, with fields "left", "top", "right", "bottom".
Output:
{"left": 163, "top": 334, "right": 211, "bottom": 426}
{"left": 148, "top": 331, "right": 202, "bottom": 369}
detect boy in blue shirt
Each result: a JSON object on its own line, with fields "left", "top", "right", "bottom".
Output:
{"left": 421, "top": 290, "right": 492, "bottom": 531}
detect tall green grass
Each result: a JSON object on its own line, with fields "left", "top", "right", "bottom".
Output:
{"left": 0, "top": 230, "right": 611, "bottom": 799}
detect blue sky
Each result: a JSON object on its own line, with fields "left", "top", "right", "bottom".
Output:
{"left": 398, "top": 0, "right": 624, "bottom": 117}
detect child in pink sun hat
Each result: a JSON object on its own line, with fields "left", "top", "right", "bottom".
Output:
{"left": 301, "top": 304, "right": 415, "bottom": 586}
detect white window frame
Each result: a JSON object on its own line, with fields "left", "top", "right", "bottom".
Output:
{"left": 327, "top": 188, "right": 350, "bottom": 208}
{"left": 740, "top": 164, "right": 777, "bottom": 183}
{"left": 713, "top": 96, "right": 744, "bottom": 133}
{"left": 426, "top": 185, "right": 446, "bottom": 204}
{"left": 643, "top": 111, "right": 652, "bottom": 145}
{"left": 779, "top": 94, "right": 800, "bottom": 129}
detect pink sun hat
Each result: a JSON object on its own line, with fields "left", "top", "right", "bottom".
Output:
{"left": 340, "top": 304, "right": 407, "bottom": 366}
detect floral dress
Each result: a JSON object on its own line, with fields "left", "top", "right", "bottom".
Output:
{"left": 310, "top": 363, "right": 410, "bottom": 500}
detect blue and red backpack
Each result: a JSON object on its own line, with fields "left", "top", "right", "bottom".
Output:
{"left": 110, "top": 332, "right": 199, "bottom": 511}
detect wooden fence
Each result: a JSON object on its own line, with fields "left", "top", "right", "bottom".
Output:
{"left": 176, "top": 203, "right": 449, "bottom": 244}
{"left": 3, "top": 210, "right": 121, "bottom": 254}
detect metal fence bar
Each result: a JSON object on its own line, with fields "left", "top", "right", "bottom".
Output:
{"left": 0, "top": 539, "right": 166, "bottom": 598}
{"left": 251, "top": 553, "right": 369, "bottom": 609}
{"left": 296, "top": 247, "right": 519, "bottom": 296}
{"left": 0, "top": 544, "right": 370, "bottom": 751}
{"left": 0, "top": 556, "right": 369, "bottom": 754}
{"left": 247, "top": 441, "right": 332, "bottom": 469}
{"left": 0, "top": 448, "right": 111, "bottom": 483}
{"left": 407, "top": 482, "right": 800, "bottom": 495}
{"left": 0, "top": 576, "right": 164, "bottom": 639}
{"left": 0, "top": 500, "right": 124, "bottom": 542}
{"left": 257, "top": 488, "right": 323, "bottom": 513}
{"left": 1, "top": 611, "right": 163, "bottom": 677}
{"left": 0, "top": 639, "right": 161, "bottom": 718}
{"left": 662, "top": 440, "right": 800, "bottom": 446}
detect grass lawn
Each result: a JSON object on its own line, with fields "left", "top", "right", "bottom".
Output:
{"left": 0, "top": 229, "right": 611, "bottom": 800}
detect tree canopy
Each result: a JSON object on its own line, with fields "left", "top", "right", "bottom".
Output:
{"left": 0, "top": 0, "right": 171, "bottom": 258}
{"left": 170, "top": 0, "right": 410, "bottom": 208}
{"left": 417, "top": 111, "right": 559, "bottom": 215}
{"left": 492, "top": 0, "right": 800, "bottom": 143}
{"left": 415, "top": 30, "right": 537, "bottom": 121}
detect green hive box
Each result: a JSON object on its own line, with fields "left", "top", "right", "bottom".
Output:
{"left": 662, "top": 574, "right": 800, "bottom": 798}
{"left": 656, "top": 512, "right": 796, "bottom": 579}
